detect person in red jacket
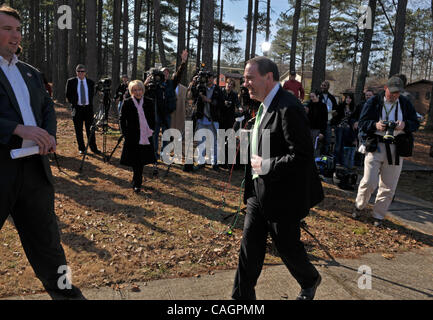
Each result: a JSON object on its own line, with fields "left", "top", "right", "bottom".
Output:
{"left": 283, "top": 70, "right": 305, "bottom": 101}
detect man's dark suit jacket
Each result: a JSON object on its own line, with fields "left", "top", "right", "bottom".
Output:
{"left": 244, "top": 87, "right": 324, "bottom": 222}
{"left": 65, "top": 77, "right": 95, "bottom": 107}
{"left": 0, "top": 61, "right": 56, "bottom": 184}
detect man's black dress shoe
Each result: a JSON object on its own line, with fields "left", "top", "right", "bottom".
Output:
{"left": 296, "top": 274, "right": 321, "bottom": 300}
{"left": 133, "top": 187, "right": 141, "bottom": 193}
{"left": 91, "top": 149, "right": 102, "bottom": 155}
{"left": 44, "top": 285, "right": 86, "bottom": 300}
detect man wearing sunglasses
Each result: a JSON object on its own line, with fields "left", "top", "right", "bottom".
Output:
{"left": 65, "top": 64, "right": 100, "bottom": 155}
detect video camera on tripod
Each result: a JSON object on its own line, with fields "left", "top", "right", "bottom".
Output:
{"left": 96, "top": 77, "right": 112, "bottom": 125}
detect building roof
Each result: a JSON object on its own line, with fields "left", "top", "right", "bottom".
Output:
{"left": 406, "top": 79, "right": 433, "bottom": 87}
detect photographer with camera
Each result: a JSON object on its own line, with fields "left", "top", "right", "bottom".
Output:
{"left": 221, "top": 78, "right": 239, "bottom": 130}
{"left": 353, "top": 76, "right": 419, "bottom": 227}
{"left": 189, "top": 71, "right": 225, "bottom": 171}
{"left": 65, "top": 64, "right": 100, "bottom": 155}
{"left": 151, "top": 49, "right": 188, "bottom": 159}
{"left": 114, "top": 74, "right": 129, "bottom": 114}
{"left": 236, "top": 82, "right": 261, "bottom": 130}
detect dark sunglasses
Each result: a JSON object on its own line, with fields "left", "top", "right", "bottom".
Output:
{"left": 77, "top": 70, "right": 86, "bottom": 73}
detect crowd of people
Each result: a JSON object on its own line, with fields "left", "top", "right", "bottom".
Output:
{"left": 0, "top": 4, "right": 421, "bottom": 301}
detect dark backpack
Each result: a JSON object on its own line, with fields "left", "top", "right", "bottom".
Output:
{"left": 333, "top": 166, "right": 358, "bottom": 190}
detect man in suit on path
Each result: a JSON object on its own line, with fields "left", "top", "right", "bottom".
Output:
{"left": 232, "top": 56, "right": 324, "bottom": 300}
{"left": 0, "top": 5, "right": 84, "bottom": 299}
{"left": 65, "top": 64, "right": 100, "bottom": 154}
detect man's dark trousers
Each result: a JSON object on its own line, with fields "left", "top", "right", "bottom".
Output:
{"left": 73, "top": 104, "right": 97, "bottom": 152}
{"left": 0, "top": 151, "right": 67, "bottom": 288}
{"left": 232, "top": 194, "right": 320, "bottom": 300}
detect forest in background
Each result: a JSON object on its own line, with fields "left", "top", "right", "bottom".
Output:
{"left": 1, "top": 0, "right": 432, "bottom": 127}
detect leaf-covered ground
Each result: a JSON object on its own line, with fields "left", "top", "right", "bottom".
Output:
{"left": 0, "top": 104, "right": 432, "bottom": 298}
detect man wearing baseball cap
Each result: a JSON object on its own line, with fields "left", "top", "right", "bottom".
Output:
{"left": 282, "top": 70, "right": 304, "bottom": 101}
{"left": 353, "top": 76, "right": 419, "bottom": 227}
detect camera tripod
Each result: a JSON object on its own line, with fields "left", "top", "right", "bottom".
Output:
{"left": 79, "top": 105, "right": 108, "bottom": 172}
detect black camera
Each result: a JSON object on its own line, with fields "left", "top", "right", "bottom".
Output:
{"left": 225, "top": 100, "right": 233, "bottom": 108}
{"left": 97, "top": 78, "right": 112, "bottom": 92}
{"left": 190, "top": 64, "right": 212, "bottom": 98}
{"left": 382, "top": 120, "right": 397, "bottom": 142}
{"left": 145, "top": 68, "right": 166, "bottom": 103}
{"left": 146, "top": 68, "right": 165, "bottom": 90}
{"left": 194, "top": 71, "right": 212, "bottom": 96}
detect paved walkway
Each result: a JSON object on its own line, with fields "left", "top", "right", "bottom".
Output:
{"left": 4, "top": 161, "right": 433, "bottom": 300}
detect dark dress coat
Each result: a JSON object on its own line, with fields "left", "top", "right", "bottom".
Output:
{"left": 244, "top": 87, "right": 324, "bottom": 222}
{"left": 306, "top": 100, "right": 328, "bottom": 135}
{"left": 120, "top": 97, "right": 156, "bottom": 167}
{"left": 0, "top": 61, "right": 56, "bottom": 184}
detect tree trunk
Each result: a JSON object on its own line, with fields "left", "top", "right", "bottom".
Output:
{"left": 290, "top": 0, "right": 301, "bottom": 72}
{"left": 389, "top": 0, "right": 408, "bottom": 77}
{"left": 86, "top": 0, "right": 97, "bottom": 81}
{"left": 28, "top": 0, "right": 35, "bottom": 66}
{"left": 311, "top": 0, "right": 331, "bottom": 92}
{"left": 186, "top": 0, "right": 193, "bottom": 80}
{"left": 152, "top": 4, "right": 156, "bottom": 67}
{"left": 97, "top": 0, "right": 103, "bottom": 78}
{"left": 354, "top": 0, "right": 377, "bottom": 106}
{"left": 251, "top": 0, "right": 259, "bottom": 58}
{"left": 217, "top": 0, "right": 224, "bottom": 82}
{"left": 132, "top": 0, "right": 142, "bottom": 79}
{"left": 245, "top": 0, "right": 252, "bottom": 63}
{"left": 425, "top": 0, "right": 433, "bottom": 130}
{"left": 54, "top": 0, "right": 67, "bottom": 102}
{"left": 68, "top": 0, "right": 78, "bottom": 76}
{"left": 78, "top": 0, "right": 84, "bottom": 63}
{"left": 145, "top": 0, "right": 152, "bottom": 71}
{"left": 409, "top": 40, "right": 415, "bottom": 83}
{"left": 34, "top": 0, "right": 42, "bottom": 70}
{"left": 201, "top": 0, "right": 214, "bottom": 71}
{"left": 45, "top": 5, "right": 51, "bottom": 77}
{"left": 351, "top": 26, "right": 360, "bottom": 88}
{"left": 153, "top": 0, "right": 167, "bottom": 67}
{"left": 196, "top": 0, "right": 204, "bottom": 67}
{"left": 52, "top": 3, "right": 59, "bottom": 100}
{"left": 122, "top": 0, "right": 129, "bottom": 76}
{"left": 112, "top": 0, "right": 122, "bottom": 94}
{"left": 177, "top": 0, "right": 187, "bottom": 85}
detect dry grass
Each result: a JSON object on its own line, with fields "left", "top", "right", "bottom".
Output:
{"left": 0, "top": 103, "right": 432, "bottom": 298}
{"left": 397, "top": 128, "right": 433, "bottom": 203}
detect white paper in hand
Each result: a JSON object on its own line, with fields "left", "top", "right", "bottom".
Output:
{"left": 10, "top": 146, "right": 40, "bottom": 159}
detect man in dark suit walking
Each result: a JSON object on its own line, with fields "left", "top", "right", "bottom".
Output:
{"left": 65, "top": 64, "right": 100, "bottom": 154}
{"left": 0, "top": 5, "right": 84, "bottom": 299}
{"left": 232, "top": 56, "right": 324, "bottom": 300}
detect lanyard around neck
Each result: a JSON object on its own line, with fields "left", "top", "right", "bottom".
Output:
{"left": 383, "top": 100, "right": 398, "bottom": 121}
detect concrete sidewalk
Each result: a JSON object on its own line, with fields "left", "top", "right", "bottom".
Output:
{"left": 5, "top": 246, "right": 432, "bottom": 300}
{"left": 4, "top": 161, "right": 433, "bottom": 301}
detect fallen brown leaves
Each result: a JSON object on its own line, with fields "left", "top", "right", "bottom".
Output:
{"left": 0, "top": 104, "right": 432, "bottom": 298}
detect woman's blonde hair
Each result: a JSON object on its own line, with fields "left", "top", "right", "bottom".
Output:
{"left": 128, "top": 80, "right": 145, "bottom": 96}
